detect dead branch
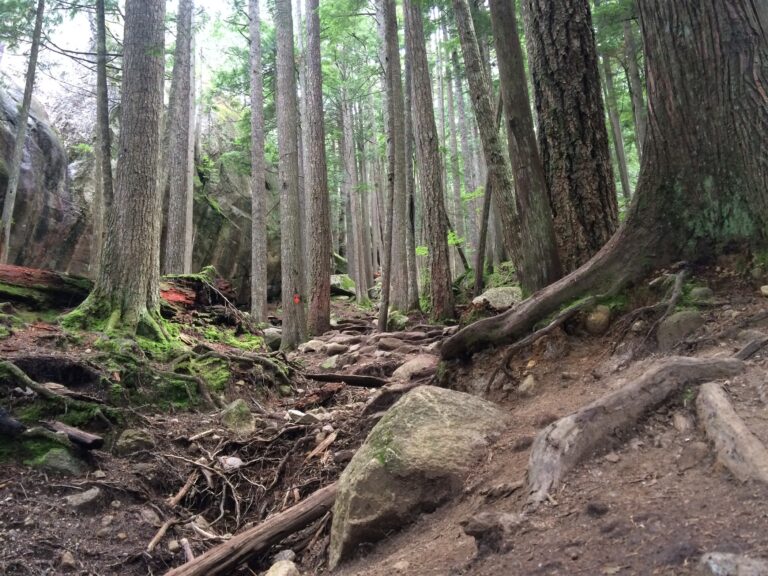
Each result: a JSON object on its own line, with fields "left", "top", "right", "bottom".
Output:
{"left": 304, "top": 372, "right": 387, "bottom": 388}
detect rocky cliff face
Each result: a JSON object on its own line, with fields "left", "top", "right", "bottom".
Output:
{"left": 0, "top": 80, "right": 279, "bottom": 304}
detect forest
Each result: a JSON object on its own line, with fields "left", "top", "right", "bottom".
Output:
{"left": 0, "top": 0, "right": 766, "bottom": 574}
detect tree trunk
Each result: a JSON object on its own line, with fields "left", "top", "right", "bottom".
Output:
{"left": 249, "top": 0, "right": 268, "bottom": 323}
{"left": 404, "top": 0, "right": 454, "bottom": 321}
{"left": 443, "top": 0, "right": 768, "bottom": 360}
{"left": 294, "top": 0, "right": 309, "bottom": 299}
{"left": 305, "top": 0, "right": 331, "bottom": 336}
{"left": 521, "top": 0, "right": 619, "bottom": 273}
{"left": 404, "top": 53, "right": 420, "bottom": 311}
{"left": 489, "top": 0, "right": 561, "bottom": 291}
{"left": 623, "top": 18, "right": 647, "bottom": 160}
{"left": 0, "top": 0, "right": 45, "bottom": 264}
{"left": 275, "top": 0, "right": 307, "bottom": 349}
{"left": 163, "top": 0, "right": 194, "bottom": 274}
{"left": 65, "top": 0, "right": 166, "bottom": 336}
{"left": 445, "top": 64, "right": 464, "bottom": 250}
{"left": 601, "top": 54, "right": 632, "bottom": 200}
{"left": 452, "top": 51, "right": 474, "bottom": 235}
{"left": 184, "top": 40, "right": 196, "bottom": 273}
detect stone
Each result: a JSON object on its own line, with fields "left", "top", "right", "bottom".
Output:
{"left": 672, "top": 412, "right": 693, "bottom": 433}
{"left": 518, "top": 374, "right": 537, "bottom": 396}
{"left": 657, "top": 310, "right": 705, "bottom": 351}
{"left": 264, "top": 560, "right": 300, "bottom": 576}
{"left": 331, "top": 274, "right": 356, "bottom": 294}
{"left": 299, "top": 339, "right": 326, "bottom": 353}
{"left": 34, "top": 448, "right": 85, "bottom": 476}
{"left": 325, "top": 342, "right": 349, "bottom": 355}
{"left": 690, "top": 286, "right": 714, "bottom": 302}
{"left": 64, "top": 487, "right": 102, "bottom": 512}
{"left": 604, "top": 452, "right": 621, "bottom": 463}
{"left": 168, "top": 540, "right": 181, "bottom": 553}
{"left": 700, "top": 552, "right": 768, "bottom": 576}
{"left": 329, "top": 386, "right": 508, "bottom": 568}
{"left": 387, "top": 311, "right": 409, "bottom": 331}
{"left": 461, "top": 511, "right": 526, "bottom": 555}
{"left": 59, "top": 551, "right": 77, "bottom": 571}
{"left": 329, "top": 334, "right": 363, "bottom": 346}
{"left": 100, "top": 515, "right": 114, "bottom": 527}
{"left": 391, "top": 355, "right": 439, "bottom": 381}
{"left": 287, "top": 410, "right": 320, "bottom": 425}
{"left": 321, "top": 355, "right": 339, "bottom": 370}
{"left": 220, "top": 399, "right": 256, "bottom": 435}
{"left": 472, "top": 286, "right": 524, "bottom": 311}
{"left": 263, "top": 328, "right": 282, "bottom": 351}
{"left": 377, "top": 337, "right": 403, "bottom": 351}
{"left": 630, "top": 320, "right": 647, "bottom": 334}
{"left": 677, "top": 441, "right": 710, "bottom": 472}
{"left": 140, "top": 507, "right": 162, "bottom": 527}
{"left": 273, "top": 549, "right": 297, "bottom": 563}
{"left": 92, "top": 470, "right": 107, "bottom": 479}
{"left": 392, "top": 560, "right": 411, "bottom": 572}
{"left": 585, "top": 305, "right": 612, "bottom": 335}
{"left": 761, "top": 286, "right": 768, "bottom": 298}
{"left": 115, "top": 429, "right": 156, "bottom": 455}
{"left": 117, "top": 532, "right": 128, "bottom": 540}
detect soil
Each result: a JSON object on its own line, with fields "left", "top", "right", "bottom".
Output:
{"left": 2, "top": 266, "right": 768, "bottom": 576}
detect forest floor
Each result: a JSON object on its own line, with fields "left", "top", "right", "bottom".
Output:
{"left": 1, "top": 263, "right": 768, "bottom": 575}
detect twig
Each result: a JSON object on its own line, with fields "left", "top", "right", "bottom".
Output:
{"left": 181, "top": 538, "right": 195, "bottom": 562}
{"left": 147, "top": 519, "right": 176, "bottom": 553}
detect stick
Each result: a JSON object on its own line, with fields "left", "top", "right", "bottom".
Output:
{"left": 304, "top": 373, "right": 387, "bottom": 388}
{"left": 180, "top": 538, "right": 195, "bottom": 563}
{"left": 42, "top": 421, "right": 103, "bottom": 450}
{"left": 147, "top": 519, "right": 176, "bottom": 553}
{"left": 164, "top": 483, "right": 338, "bottom": 576}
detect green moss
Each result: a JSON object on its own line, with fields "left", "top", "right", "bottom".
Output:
{"left": 190, "top": 356, "right": 230, "bottom": 392}
{"left": 485, "top": 261, "right": 517, "bottom": 288}
{"left": 0, "top": 437, "right": 61, "bottom": 465}
{"left": 0, "top": 283, "right": 47, "bottom": 306}
{"left": 200, "top": 324, "right": 264, "bottom": 352}
{"left": 367, "top": 422, "right": 399, "bottom": 470}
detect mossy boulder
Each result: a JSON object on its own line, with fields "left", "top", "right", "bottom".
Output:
{"left": 31, "top": 448, "right": 85, "bottom": 476}
{"left": 657, "top": 310, "right": 705, "bottom": 350}
{"left": 331, "top": 274, "right": 356, "bottom": 295}
{"left": 387, "top": 310, "right": 409, "bottom": 331}
{"left": 220, "top": 399, "right": 255, "bottom": 435}
{"left": 115, "top": 429, "right": 156, "bottom": 455}
{"left": 471, "top": 286, "right": 523, "bottom": 312}
{"left": 328, "top": 386, "right": 508, "bottom": 568}
{"left": 585, "top": 304, "right": 612, "bottom": 335}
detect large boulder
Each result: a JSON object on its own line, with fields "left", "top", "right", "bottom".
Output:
{"left": 328, "top": 386, "right": 508, "bottom": 568}
{"left": 471, "top": 286, "right": 523, "bottom": 311}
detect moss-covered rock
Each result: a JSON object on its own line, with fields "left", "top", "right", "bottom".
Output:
{"left": 220, "top": 399, "right": 255, "bottom": 435}
{"left": 30, "top": 448, "right": 86, "bottom": 476}
{"left": 115, "top": 429, "right": 156, "bottom": 455}
{"left": 387, "top": 310, "right": 409, "bottom": 331}
{"left": 328, "top": 386, "right": 508, "bottom": 568}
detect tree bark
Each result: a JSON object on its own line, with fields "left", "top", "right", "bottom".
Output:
{"left": 275, "top": 0, "right": 307, "bottom": 348}
{"left": 521, "top": 0, "right": 619, "bottom": 273}
{"left": 404, "top": 54, "right": 420, "bottom": 310}
{"left": 445, "top": 64, "right": 464, "bottom": 251}
{"left": 305, "top": 0, "right": 331, "bottom": 336}
{"left": 65, "top": 0, "right": 166, "bottom": 335}
{"left": 249, "top": 0, "right": 268, "bottom": 323}
{"left": 404, "top": 0, "right": 454, "bottom": 321}
{"left": 623, "top": 18, "right": 646, "bottom": 160}
{"left": 443, "top": 0, "right": 768, "bottom": 360}
{"left": 452, "top": 0, "right": 524, "bottom": 285}
{"left": 163, "top": 0, "right": 194, "bottom": 274}
{"left": 601, "top": 54, "right": 632, "bottom": 200}
{"left": 0, "top": 0, "right": 45, "bottom": 264}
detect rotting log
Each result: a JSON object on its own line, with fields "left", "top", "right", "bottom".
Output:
{"left": 0, "top": 265, "right": 91, "bottom": 309}
{"left": 526, "top": 356, "right": 744, "bottom": 506}
{"left": 42, "top": 421, "right": 103, "bottom": 450}
{"left": 697, "top": 382, "right": 768, "bottom": 484}
{"left": 164, "top": 482, "right": 337, "bottom": 576}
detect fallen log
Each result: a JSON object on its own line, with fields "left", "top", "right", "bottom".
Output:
{"left": 42, "top": 421, "right": 103, "bottom": 450}
{"left": 0, "top": 265, "right": 91, "bottom": 309}
{"left": 304, "top": 372, "right": 388, "bottom": 388}
{"left": 526, "top": 356, "right": 744, "bottom": 506}
{"left": 164, "top": 482, "right": 338, "bottom": 576}
{"left": 696, "top": 382, "right": 768, "bottom": 484}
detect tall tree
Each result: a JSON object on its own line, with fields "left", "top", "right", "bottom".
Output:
{"left": 0, "top": 0, "right": 45, "bottom": 264}
{"left": 275, "top": 0, "right": 307, "bottom": 348}
{"left": 521, "top": 0, "right": 619, "bottom": 273}
{"left": 489, "top": 0, "right": 561, "bottom": 291}
{"left": 249, "top": 0, "right": 268, "bottom": 322}
{"left": 66, "top": 0, "right": 166, "bottom": 335}
{"left": 305, "top": 0, "right": 331, "bottom": 335}
{"left": 601, "top": 54, "right": 632, "bottom": 199}
{"left": 404, "top": 53, "right": 420, "bottom": 310}
{"left": 163, "top": 0, "right": 194, "bottom": 274}
{"left": 444, "top": 0, "right": 768, "bottom": 359}
{"left": 623, "top": 17, "right": 646, "bottom": 159}
{"left": 404, "top": 0, "right": 454, "bottom": 320}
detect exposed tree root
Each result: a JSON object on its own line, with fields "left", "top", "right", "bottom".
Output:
{"left": 526, "top": 356, "right": 744, "bottom": 506}
{"left": 696, "top": 382, "right": 768, "bottom": 484}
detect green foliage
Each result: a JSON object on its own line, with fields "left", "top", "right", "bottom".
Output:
{"left": 485, "top": 261, "right": 517, "bottom": 288}
{"left": 415, "top": 246, "right": 429, "bottom": 257}
{"left": 70, "top": 142, "right": 94, "bottom": 158}
{"left": 447, "top": 230, "right": 464, "bottom": 246}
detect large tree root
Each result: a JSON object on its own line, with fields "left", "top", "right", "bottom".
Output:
{"left": 164, "top": 482, "right": 337, "bottom": 576}
{"left": 696, "top": 382, "right": 768, "bottom": 484}
{"left": 526, "top": 356, "right": 744, "bottom": 506}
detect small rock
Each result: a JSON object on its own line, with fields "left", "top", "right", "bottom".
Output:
{"left": 657, "top": 310, "right": 705, "bottom": 351}
{"left": 630, "top": 320, "right": 647, "bottom": 334}
{"left": 604, "top": 452, "right": 621, "bottom": 463}
{"left": 139, "top": 507, "right": 162, "bottom": 527}
{"left": 273, "top": 549, "right": 296, "bottom": 563}
{"left": 92, "top": 470, "right": 107, "bottom": 479}
{"left": 220, "top": 399, "right": 256, "bottom": 435}
{"left": 325, "top": 342, "right": 349, "bottom": 355}
{"left": 115, "top": 428, "right": 156, "bottom": 455}
{"left": 511, "top": 436, "right": 534, "bottom": 452}
{"left": 96, "top": 527, "right": 110, "bottom": 538}
{"left": 117, "top": 532, "right": 128, "bottom": 540}
{"left": 321, "top": 355, "right": 339, "bottom": 370}
{"left": 677, "top": 441, "right": 710, "bottom": 472}
{"left": 585, "top": 305, "right": 612, "bottom": 335}
{"left": 561, "top": 371, "right": 578, "bottom": 381}
{"left": 322, "top": 424, "right": 334, "bottom": 433}
{"left": 690, "top": 286, "right": 714, "bottom": 302}
{"left": 461, "top": 511, "right": 525, "bottom": 555}
{"left": 392, "top": 354, "right": 439, "bottom": 381}
{"left": 392, "top": 560, "right": 411, "bottom": 572}
{"left": 518, "top": 374, "right": 537, "bottom": 396}
{"left": 287, "top": 409, "right": 320, "bottom": 425}
{"left": 218, "top": 456, "right": 245, "bottom": 472}
{"left": 672, "top": 412, "right": 693, "bottom": 433}
{"left": 264, "top": 559, "right": 300, "bottom": 576}
{"left": 34, "top": 448, "right": 85, "bottom": 476}
{"left": 300, "top": 339, "right": 326, "bottom": 353}
{"left": 100, "top": 515, "right": 114, "bottom": 527}
{"left": 168, "top": 539, "right": 181, "bottom": 553}
{"left": 761, "top": 286, "right": 768, "bottom": 298}
{"left": 64, "top": 487, "right": 102, "bottom": 512}
{"left": 700, "top": 551, "right": 768, "bottom": 576}
{"left": 111, "top": 500, "right": 122, "bottom": 509}
{"left": 263, "top": 327, "right": 282, "bottom": 351}
{"left": 59, "top": 551, "right": 77, "bottom": 571}
{"left": 377, "top": 337, "right": 403, "bottom": 351}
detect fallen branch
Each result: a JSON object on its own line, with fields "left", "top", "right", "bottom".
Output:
{"left": 42, "top": 421, "right": 103, "bottom": 450}
{"left": 735, "top": 336, "right": 768, "bottom": 361}
{"left": 147, "top": 519, "right": 177, "bottom": 554}
{"left": 304, "top": 373, "right": 387, "bottom": 388}
{"left": 696, "top": 382, "right": 768, "bottom": 484}
{"left": 526, "top": 356, "right": 744, "bottom": 506}
{"left": 164, "top": 482, "right": 337, "bottom": 576}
